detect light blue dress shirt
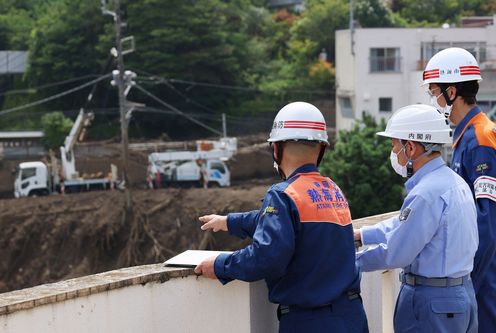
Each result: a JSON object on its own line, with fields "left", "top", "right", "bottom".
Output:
{"left": 356, "top": 156, "right": 478, "bottom": 278}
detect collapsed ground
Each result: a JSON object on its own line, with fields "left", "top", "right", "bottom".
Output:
{"left": 0, "top": 136, "right": 276, "bottom": 292}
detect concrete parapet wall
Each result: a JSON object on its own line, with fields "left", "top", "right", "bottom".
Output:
{"left": 0, "top": 212, "right": 401, "bottom": 333}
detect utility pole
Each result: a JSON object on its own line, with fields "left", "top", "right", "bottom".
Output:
{"left": 102, "top": 0, "right": 132, "bottom": 212}
{"left": 114, "top": 0, "right": 132, "bottom": 212}
{"left": 222, "top": 113, "right": 227, "bottom": 138}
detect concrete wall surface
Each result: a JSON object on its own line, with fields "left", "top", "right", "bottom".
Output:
{"left": 0, "top": 212, "right": 402, "bottom": 333}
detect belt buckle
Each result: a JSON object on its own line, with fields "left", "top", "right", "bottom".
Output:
{"left": 347, "top": 290, "right": 359, "bottom": 300}
{"left": 400, "top": 272, "right": 416, "bottom": 286}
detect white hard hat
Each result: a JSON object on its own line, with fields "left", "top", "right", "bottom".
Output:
{"left": 422, "top": 47, "right": 482, "bottom": 86}
{"left": 268, "top": 102, "right": 329, "bottom": 145}
{"left": 377, "top": 104, "right": 452, "bottom": 144}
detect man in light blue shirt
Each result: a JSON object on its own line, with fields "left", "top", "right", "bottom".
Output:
{"left": 355, "top": 104, "right": 478, "bottom": 333}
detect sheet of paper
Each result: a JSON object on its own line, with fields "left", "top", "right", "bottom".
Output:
{"left": 163, "top": 250, "right": 233, "bottom": 268}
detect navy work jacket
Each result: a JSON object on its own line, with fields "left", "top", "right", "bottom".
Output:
{"left": 214, "top": 164, "right": 360, "bottom": 307}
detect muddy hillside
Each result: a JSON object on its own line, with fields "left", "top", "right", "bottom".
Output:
{"left": 0, "top": 185, "right": 272, "bottom": 293}
{"left": 0, "top": 137, "right": 278, "bottom": 293}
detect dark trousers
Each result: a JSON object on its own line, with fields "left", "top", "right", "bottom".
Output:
{"left": 475, "top": 260, "right": 496, "bottom": 333}
{"left": 278, "top": 294, "right": 368, "bottom": 333}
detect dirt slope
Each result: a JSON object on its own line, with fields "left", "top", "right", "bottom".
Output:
{"left": 0, "top": 185, "right": 269, "bottom": 293}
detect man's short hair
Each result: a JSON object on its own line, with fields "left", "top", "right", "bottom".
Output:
{"left": 400, "top": 140, "right": 443, "bottom": 153}
{"left": 439, "top": 80, "right": 478, "bottom": 105}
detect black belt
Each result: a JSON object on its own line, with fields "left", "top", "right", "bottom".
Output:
{"left": 277, "top": 290, "right": 360, "bottom": 320}
{"left": 400, "top": 272, "right": 469, "bottom": 287}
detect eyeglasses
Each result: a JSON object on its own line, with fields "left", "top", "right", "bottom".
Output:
{"left": 426, "top": 87, "right": 441, "bottom": 97}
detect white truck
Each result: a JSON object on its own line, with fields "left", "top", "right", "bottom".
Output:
{"left": 14, "top": 110, "right": 117, "bottom": 197}
{"left": 147, "top": 137, "right": 237, "bottom": 188}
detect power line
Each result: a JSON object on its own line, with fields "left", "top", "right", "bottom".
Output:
{"left": 134, "top": 83, "right": 223, "bottom": 136}
{"left": 131, "top": 68, "right": 218, "bottom": 113}
{"left": 133, "top": 69, "right": 332, "bottom": 95}
{"left": 152, "top": 78, "right": 217, "bottom": 114}
{"left": 0, "top": 75, "right": 111, "bottom": 117}
{"left": 0, "top": 74, "right": 102, "bottom": 97}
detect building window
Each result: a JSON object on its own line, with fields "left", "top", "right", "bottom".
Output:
{"left": 420, "top": 41, "right": 487, "bottom": 68}
{"left": 339, "top": 96, "right": 354, "bottom": 118}
{"left": 379, "top": 97, "right": 393, "bottom": 112}
{"left": 370, "top": 48, "right": 401, "bottom": 72}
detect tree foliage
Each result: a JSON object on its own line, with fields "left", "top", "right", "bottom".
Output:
{"left": 320, "top": 114, "right": 404, "bottom": 218}
{"left": 0, "top": 0, "right": 493, "bottom": 137}
{"left": 40, "top": 111, "right": 73, "bottom": 149}
{"left": 354, "top": 0, "right": 402, "bottom": 28}
{"left": 26, "top": 1, "right": 110, "bottom": 108}
{"left": 393, "top": 0, "right": 496, "bottom": 26}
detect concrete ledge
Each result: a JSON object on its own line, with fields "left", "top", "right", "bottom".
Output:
{"left": 0, "top": 264, "right": 193, "bottom": 316}
{"left": 352, "top": 211, "right": 399, "bottom": 228}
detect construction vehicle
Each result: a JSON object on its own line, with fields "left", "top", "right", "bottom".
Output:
{"left": 147, "top": 137, "right": 237, "bottom": 188}
{"left": 14, "top": 110, "right": 117, "bottom": 197}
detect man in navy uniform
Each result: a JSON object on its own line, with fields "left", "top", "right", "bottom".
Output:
{"left": 423, "top": 47, "right": 496, "bottom": 332}
{"left": 195, "top": 102, "right": 368, "bottom": 333}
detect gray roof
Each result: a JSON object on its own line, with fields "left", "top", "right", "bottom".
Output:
{"left": 0, "top": 131, "right": 44, "bottom": 139}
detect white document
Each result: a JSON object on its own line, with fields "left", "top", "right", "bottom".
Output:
{"left": 163, "top": 250, "right": 233, "bottom": 268}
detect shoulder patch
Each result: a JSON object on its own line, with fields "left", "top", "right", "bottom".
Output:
{"left": 263, "top": 206, "right": 279, "bottom": 215}
{"left": 474, "top": 176, "right": 496, "bottom": 202}
{"left": 475, "top": 163, "right": 490, "bottom": 174}
{"left": 399, "top": 208, "right": 412, "bottom": 222}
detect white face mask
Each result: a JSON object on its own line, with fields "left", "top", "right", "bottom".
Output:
{"left": 390, "top": 147, "right": 407, "bottom": 177}
{"left": 430, "top": 91, "right": 453, "bottom": 119}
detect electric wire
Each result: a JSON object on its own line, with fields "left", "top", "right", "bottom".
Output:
{"left": 133, "top": 83, "right": 223, "bottom": 136}
{"left": 132, "top": 69, "right": 332, "bottom": 95}
{"left": 0, "top": 74, "right": 101, "bottom": 97}
{"left": 0, "top": 74, "right": 111, "bottom": 117}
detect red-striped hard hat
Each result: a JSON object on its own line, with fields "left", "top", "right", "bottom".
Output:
{"left": 268, "top": 102, "right": 329, "bottom": 145}
{"left": 422, "top": 47, "right": 482, "bottom": 85}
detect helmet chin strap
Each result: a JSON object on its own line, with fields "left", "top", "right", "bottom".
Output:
{"left": 271, "top": 142, "right": 326, "bottom": 180}
{"left": 316, "top": 145, "right": 326, "bottom": 166}
{"left": 404, "top": 144, "right": 434, "bottom": 178}
{"left": 271, "top": 142, "right": 286, "bottom": 180}
{"left": 441, "top": 86, "right": 457, "bottom": 107}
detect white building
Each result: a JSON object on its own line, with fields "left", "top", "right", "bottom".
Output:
{"left": 335, "top": 19, "right": 496, "bottom": 131}
{"left": 0, "top": 51, "right": 28, "bottom": 74}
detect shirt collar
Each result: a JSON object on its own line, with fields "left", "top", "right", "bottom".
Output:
{"left": 453, "top": 106, "right": 481, "bottom": 143}
{"left": 405, "top": 156, "right": 445, "bottom": 192}
{"left": 287, "top": 163, "right": 318, "bottom": 180}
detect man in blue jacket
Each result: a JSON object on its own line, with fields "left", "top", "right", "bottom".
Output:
{"left": 195, "top": 102, "right": 368, "bottom": 333}
{"left": 355, "top": 104, "right": 479, "bottom": 333}
{"left": 424, "top": 47, "right": 496, "bottom": 332}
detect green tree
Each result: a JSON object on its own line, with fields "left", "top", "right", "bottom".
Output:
{"left": 25, "top": 1, "right": 111, "bottom": 109}
{"left": 125, "top": 0, "right": 254, "bottom": 97}
{"left": 392, "top": 0, "right": 488, "bottom": 26}
{"left": 41, "top": 112, "right": 73, "bottom": 149}
{"left": 354, "top": 0, "right": 402, "bottom": 28}
{"left": 320, "top": 114, "right": 404, "bottom": 219}
{"left": 291, "top": 0, "right": 349, "bottom": 66}
{"left": 0, "top": 0, "right": 36, "bottom": 49}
